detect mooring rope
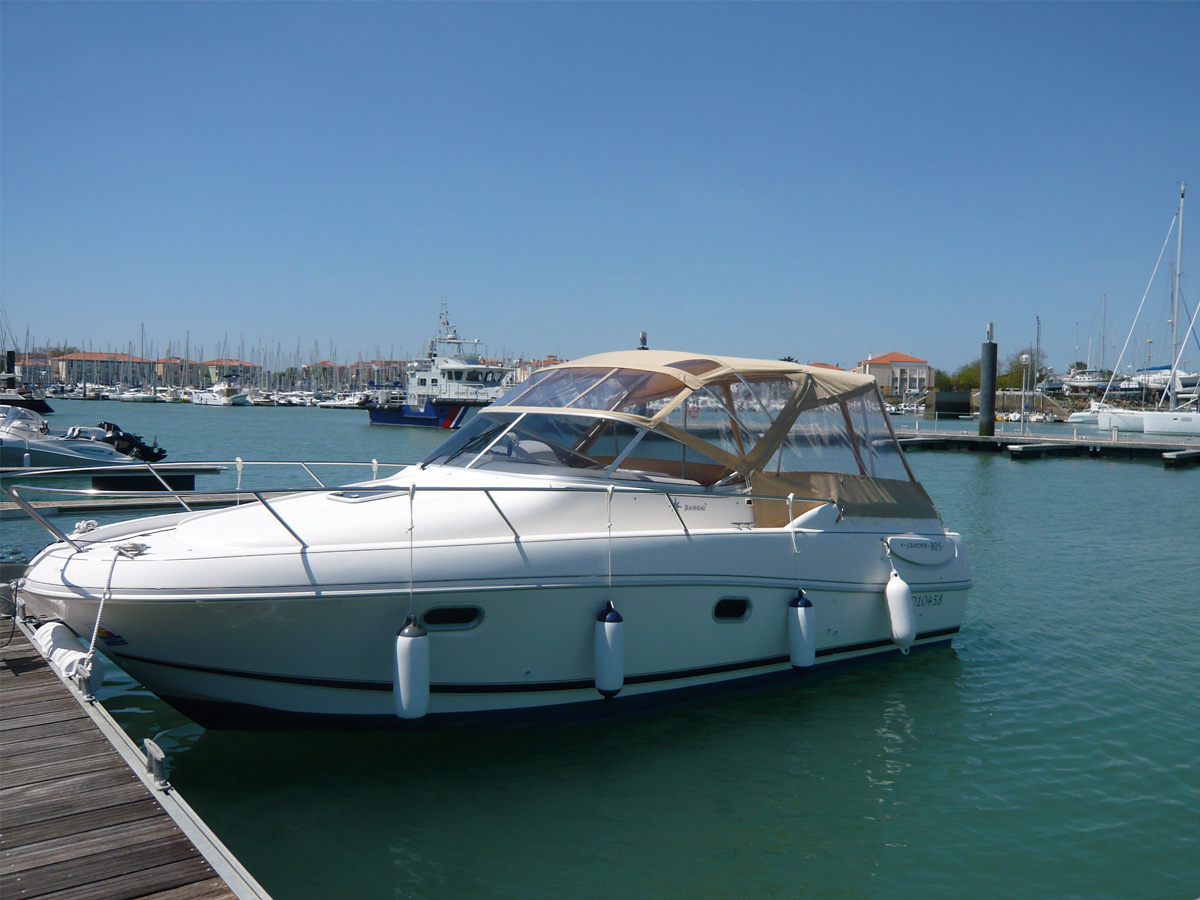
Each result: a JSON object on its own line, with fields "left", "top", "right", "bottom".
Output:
{"left": 787, "top": 493, "right": 804, "bottom": 589}
{"left": 407, "top": 484, "right": 416, "bottom": 619}
{"left": 85, "top": 543, "right": 145, "bottom": 664}
{"left": 605, "top": 485, "right": 614, "bottom": 592}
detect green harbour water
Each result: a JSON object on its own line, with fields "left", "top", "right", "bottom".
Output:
{"left": 4, "top": 400, "right": 1198, "bottom": 900}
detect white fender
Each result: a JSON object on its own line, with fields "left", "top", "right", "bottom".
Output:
{"left": 787, "top": 591, "right": 816, "bottom": 668}
{"left": 393, "top": 615, "right": 430, "bottom": 719}
{"left": 593, "top": 601, "right": 625, "bottom": 698}
{"left": 33, "top": 621, "right": 105, "bottom": 695}
{"left": 885, "top": 570, "right": 917, "bottom": 653}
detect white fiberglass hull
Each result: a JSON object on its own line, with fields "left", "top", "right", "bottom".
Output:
{"left": 19, "top": 471, "right": 970, "bottom": 729}
{"left": 0, "top": 435, "right": 136, "bottom": 468}
{"left": 1097, "top": 410, "right": 1144, "bottom": 432}
{"left": 1140, "top": 409, "right": 1200, "bottom": 436}
{"left": 191, "top": 393, "right": 249, "bottom": 407}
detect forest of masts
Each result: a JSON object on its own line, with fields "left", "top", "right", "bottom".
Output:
{"left": 3, "top": 327, "right": 526, "bottom": 392}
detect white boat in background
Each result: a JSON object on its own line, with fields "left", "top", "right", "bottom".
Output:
{"left": 1097, "top": 409, "right": 1145, "bottom": 432}
{"left": 1063, "top": 369, "right": 1107, "bottom": 393}
{"left": 247, "top": 390, "right": 278, "bottom": 406}
{"left": 0, "top": 405, "right": 166, "bottom": 468}
{"left": 0, "top": 385, "right": 54, "bottom": 414}
{"left": 117, "top": 389, "right": 159, "bottom": 403}
{"left": 191, "top": 381, "right": 250, "bottom": 407}
{"left": 1140, "top": 406, "right": 1200, "bottom": 436}
{"left": 16, "top": 349, "right": 970, "bottom": 730}
{"left": 1116, "top": 184, "right": 1200, "bottom": 437}
{"left": 1065, "top": 399, "right": 1119, "bottom": 425}
{"left": 317, "top": 391, "right": 370, "bottom": 409}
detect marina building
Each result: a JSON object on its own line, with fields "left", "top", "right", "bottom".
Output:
{"left": 854, "top": 351, "right": 933, "bottom": 397}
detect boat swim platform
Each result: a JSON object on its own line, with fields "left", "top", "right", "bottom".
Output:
{"left": 1, "top": 612, "right": 272, "bottom": 900}
{"left": 896, "top": 430, "right": 1200, "bottom": 468}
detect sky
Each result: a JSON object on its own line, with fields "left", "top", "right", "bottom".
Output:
{"left": 2, "top": 2, "right": 1197, "bottom": 375}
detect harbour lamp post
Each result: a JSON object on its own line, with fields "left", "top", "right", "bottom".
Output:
{"left": 1020, "top": 353, "right": 1030, "bottom": 436}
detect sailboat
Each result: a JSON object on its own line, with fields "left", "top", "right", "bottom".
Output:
{"left": 1097, "top": 183, "right": 1199, "bottom": 436}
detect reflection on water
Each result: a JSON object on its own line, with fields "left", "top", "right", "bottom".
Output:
{"left": 149, "top": 648, "right": 970, "bottom": 900}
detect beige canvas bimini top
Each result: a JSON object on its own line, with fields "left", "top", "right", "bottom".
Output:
{"left": 493, "top": 349, "right": 938, "bottom": 522}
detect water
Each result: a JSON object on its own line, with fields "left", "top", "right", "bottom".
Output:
{"left": 5, "top": 401, "right": 1199, "bottom": 900}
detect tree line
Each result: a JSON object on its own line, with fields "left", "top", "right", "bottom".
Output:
{"left": 933, "top": 347, "right": 1056, "bottom": 392}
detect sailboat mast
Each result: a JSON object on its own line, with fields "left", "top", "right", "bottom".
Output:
{"left": 1170, "top": 182, "right": 1185, "bottom": 410}
{"left": 1100, "top": 294, "right": 1106, "bottom": 373}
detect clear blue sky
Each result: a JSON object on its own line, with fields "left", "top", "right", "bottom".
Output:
{"left": 2, "top": 2, "right": 1197, "bottom": 374}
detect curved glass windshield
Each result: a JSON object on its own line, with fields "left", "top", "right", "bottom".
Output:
{"left": 425, "top": 367, "right": 912, "bottom": 489}
{"left": 494, "top": 367, "right": 688, "bottom": 414}
{"left": 422, "top": 411, "right": 732, "bottom": 485}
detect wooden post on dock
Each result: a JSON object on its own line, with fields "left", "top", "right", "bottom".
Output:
{"left": 979, "top": 323, "right": 997, "bottom": 437}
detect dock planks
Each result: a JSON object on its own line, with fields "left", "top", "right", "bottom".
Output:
{"left": 1, "top": 626, "right": 242, "bottom": 900}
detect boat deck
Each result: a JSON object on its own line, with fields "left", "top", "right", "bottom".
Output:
{"left": 1, "top": 618, "right": 268, "bottom": 900}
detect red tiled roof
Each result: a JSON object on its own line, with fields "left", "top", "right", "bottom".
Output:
{"left": 858, "top": 352, "right": 927, "bottom": 366}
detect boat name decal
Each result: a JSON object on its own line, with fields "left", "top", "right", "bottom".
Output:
{"left": 895, "top": 539, "right": 943, "bottom": 552}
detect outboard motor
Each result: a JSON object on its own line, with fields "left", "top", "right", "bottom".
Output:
{"left": 97, "top": 422, "right": 167, "bottom": 462}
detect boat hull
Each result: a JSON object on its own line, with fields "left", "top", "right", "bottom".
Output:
{"left": 367, "top": 399, "right": 484, "bottom": 428}
{"left": 191, "top": 394, "right": 250, "bottom": 406}
{"left": 1141, "top": 409, "right": 1200, "bottom": 436}
{"left": 20, "top": 507, "right": 969, "bottom": 729}
{"left": 1097, "top": 410, "right": 1145, "bottom": 432}
{"left": 0, "top": 437, "right": 136, "bottom": 468}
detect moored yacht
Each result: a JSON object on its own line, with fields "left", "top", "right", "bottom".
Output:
{"left": 368, "top": 305, "right": 513, "bottom": 428}
{"left": 15, "top": 350, "right": 970, "bottom": 729}
{"left": 190, "top": 380, "right": 250, "bottom": 406}
{"left": 0, "top": 405, "right": 166, "bottom": 468}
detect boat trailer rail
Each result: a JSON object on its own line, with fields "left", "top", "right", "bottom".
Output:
{"left": 3, "top": 458, "right": 835, "bottom": 553}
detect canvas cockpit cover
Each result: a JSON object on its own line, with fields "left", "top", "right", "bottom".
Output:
{"left": 491, "top": 350, "right": 939, "bottom": 523}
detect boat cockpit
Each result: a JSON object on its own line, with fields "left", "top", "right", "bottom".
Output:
{"left": 416, "top": 351, "right": 936, "bottom": 523}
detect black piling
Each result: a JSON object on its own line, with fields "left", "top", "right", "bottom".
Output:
{"left": 979, "top": 323, "right": 997, "bottom": 437}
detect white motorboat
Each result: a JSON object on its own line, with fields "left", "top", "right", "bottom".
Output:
{"left": 117, "top": 389, "right": 159, "bottom": 403}
{"left": 1065, "top": 399, "right": 1120, "bottom": 425}
{"left": 0, "top": 405, "right": 166, "bottom": 468}
{"left": 1063, "top": 369, "right": 1107, "bottom": 392}
{"left": 317, "top": 391, "right": 371, "bottom": 409}
{"left": 15, "top": 350, "right": 970, "bottom": 729}
{"left": 190, "top": 381, "right": 250, "bottom": 406}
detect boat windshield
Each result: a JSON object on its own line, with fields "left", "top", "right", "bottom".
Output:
{"left": 421, "top": 411, "right": 733, "bottom": 485}
{"left": 494, "top": 366, "right": 689, "bottom": 414}
{"left": 0, "top": 405, "right": 47, "bottom": 431}
{"left": 426, "top": 363, "right": 913, "bottom": 486}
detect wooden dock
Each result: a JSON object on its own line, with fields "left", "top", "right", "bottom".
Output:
{"left": 896, "top": 430, "right": 1200, "bottom": 468}
{"left": 1, "top": 618, "right": 269, "bottom": 900}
